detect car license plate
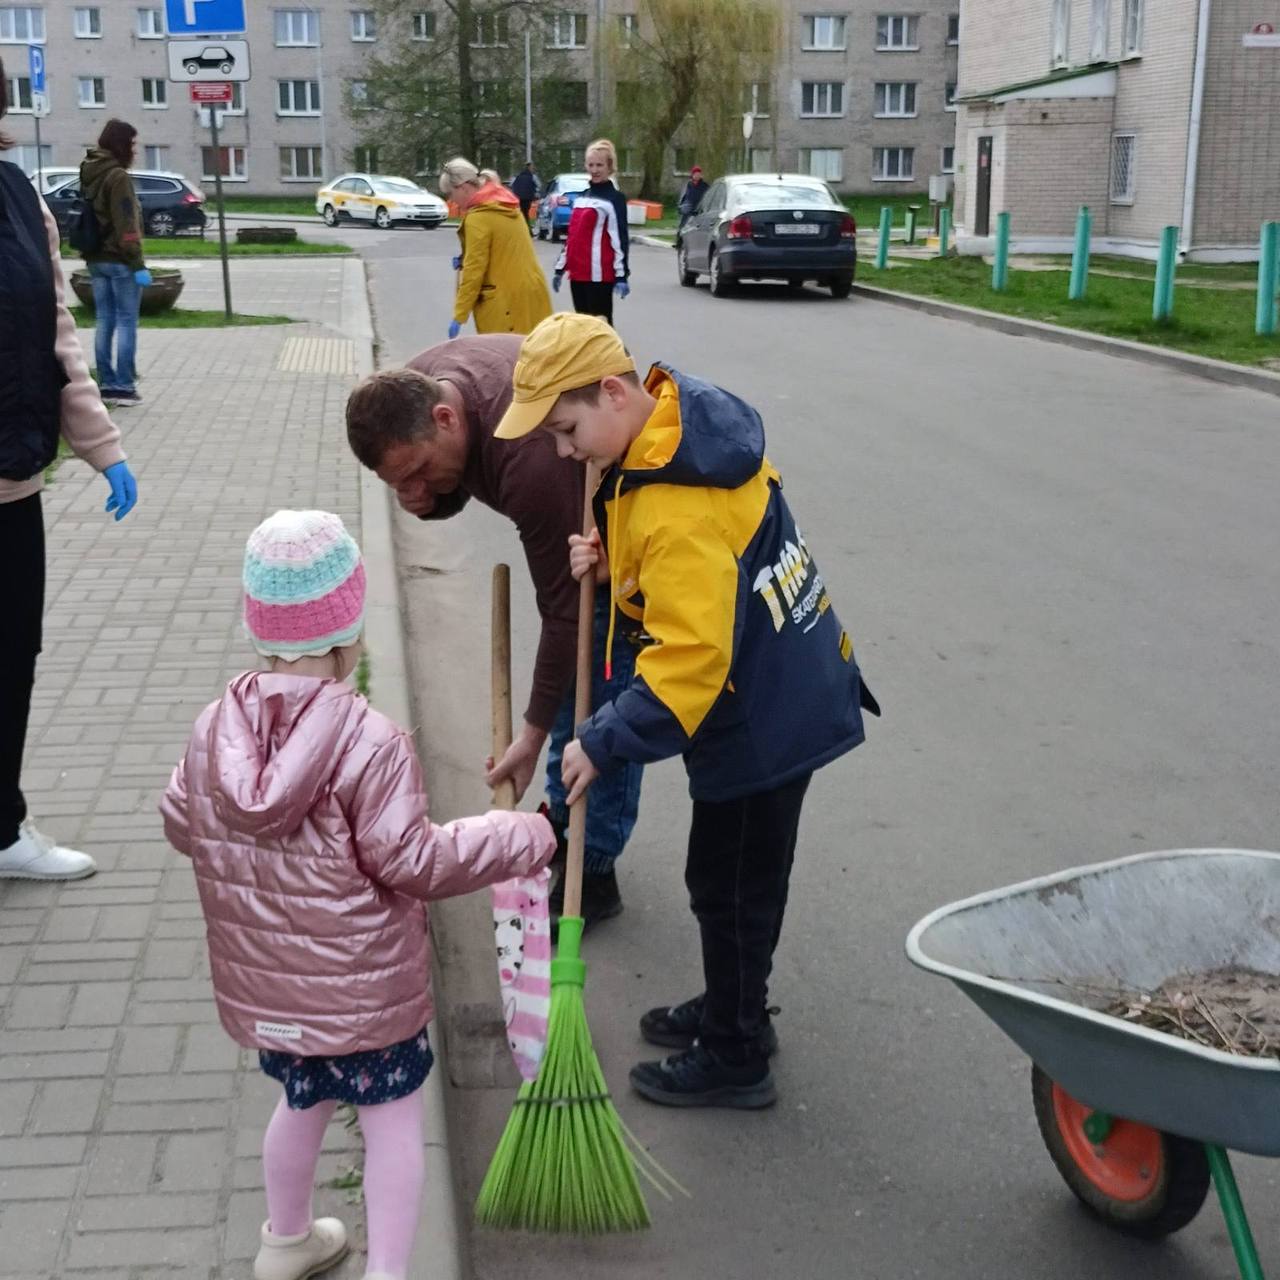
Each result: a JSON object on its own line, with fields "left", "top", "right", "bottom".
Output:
{"left": 774, "top": 224, "right": 821, "bottom": 236}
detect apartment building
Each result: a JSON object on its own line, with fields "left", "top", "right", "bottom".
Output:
{"left": 953, "top": 0, "right": 1280, "bottom": 261}
{"left": 1, "top": 1, "right": 958, "bottom": 197}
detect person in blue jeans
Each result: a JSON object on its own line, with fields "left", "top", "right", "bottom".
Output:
{"left": 79, "top": 119, "right": 152, "bottom": 405}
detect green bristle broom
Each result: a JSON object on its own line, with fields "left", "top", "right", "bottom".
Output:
{"left": 476, "top": 474, "right": 680, "bottom": 1233}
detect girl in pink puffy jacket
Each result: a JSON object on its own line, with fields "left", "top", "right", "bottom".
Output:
{"left": 160, "top": 510, "right": 554, "bottom": 1280}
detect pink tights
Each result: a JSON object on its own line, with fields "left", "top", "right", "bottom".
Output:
{"left": 262, "top": 1089, "right": 426, "bottom": 1280}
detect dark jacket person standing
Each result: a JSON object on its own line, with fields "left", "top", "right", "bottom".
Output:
{"left": 0, "top": 61, "right": 139, "bottom": 883}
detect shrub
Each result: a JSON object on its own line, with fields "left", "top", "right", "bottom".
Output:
{"left": 235, "top": 226, "right": 299, "bottom": 245}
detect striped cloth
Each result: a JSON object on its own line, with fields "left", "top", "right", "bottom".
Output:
{"left": 493, "top": 867, "right": 552, "bottom": 1081}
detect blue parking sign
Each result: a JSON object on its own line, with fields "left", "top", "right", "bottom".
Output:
{"left": 164, "top": 0, "right": 246, "bottom": 36}
{"left": 27, "top": 45, "right": 45, "bottom": 94}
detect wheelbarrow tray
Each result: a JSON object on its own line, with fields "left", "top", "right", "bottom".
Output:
{"left": 907, "top": 849, "right": 1280, "bottom": 1156}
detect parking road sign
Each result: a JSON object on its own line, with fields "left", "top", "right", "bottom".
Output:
{"left": 167, "top": 38, "right": 251, "bottom": 82}
{"left": 164, "top": 0, "right": 245, "bottom": 36}
{"left": 27, "top": 45, "right": 45, "bottom": 94}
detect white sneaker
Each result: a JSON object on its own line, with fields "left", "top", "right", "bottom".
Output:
{"left": 0, "top": 821, "right": 96, "bottom": 881}
{"left": 253, "top": 1218, "right": 349, "bottom": 1280}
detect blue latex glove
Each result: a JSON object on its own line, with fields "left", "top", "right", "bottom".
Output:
{"left": 552, "top": 271, "right": 563, "bottom": 293}
{"left": 134, "top": 268, "right": 153, "bottom": 286}
{"left": 451, "top": 254, "right": 462, "bottom": 271}
{"left": 103, "top": 461, "right": 137, "bottom": 521}
{"left": 614, "top": 280, "right": 630, "bottom": 300}
{"left": 447, "top": 320, "right": 462, "bottom": 339}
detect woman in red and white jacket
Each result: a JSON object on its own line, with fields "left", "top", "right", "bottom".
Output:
{"left": 552, "top": 139, "right": 631, "bottom": 327}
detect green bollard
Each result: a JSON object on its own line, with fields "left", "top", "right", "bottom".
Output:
{"left": 905, "top": 204, "right": 919, "bottom": 245}
{"left": 992, "top": 211, "right": 1010, "bottom": 291}
{"left": 875, "top": 206, "right": 891, "bottom": 270}
{"left": 1068, "top": 206, "right": 1091, "bottom": 301}
{"left": 938, "top": 207, "right": 951, "bottom": 258}
{"left": 1153, "top": 225, "right": 1179, "bottom": 321}
{"left": 1256, "top": 220, "right": 1278, "bottom": 337}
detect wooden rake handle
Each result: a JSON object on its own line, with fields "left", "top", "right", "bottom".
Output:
{"left": 490, "top": 563, "right": 517, "bottom": 812}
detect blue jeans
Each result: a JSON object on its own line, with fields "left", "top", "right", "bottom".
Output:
{"left": 544, "top": 596, "right": 643, "bottom": 874}
{"left": 89, "top": 261, "right": 140, "bottom": 393}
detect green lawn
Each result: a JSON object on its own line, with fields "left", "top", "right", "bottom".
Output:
{"left": 215, "top": 195, "right": 319, "bottom": 217}
{"left": 62, "top": 237, "right": 351, "bottom": 258}
{"left": 72, "top": 307, "right": 294, "bottom": 329}
{"left": 846, "top": 194, "right": 947, "bottom": 233}
{"left": 1014, "top": 254, "right": 1265, "bottom": 284}
{"left": 867, "top": 256, "right": 1280, "bottom": 368}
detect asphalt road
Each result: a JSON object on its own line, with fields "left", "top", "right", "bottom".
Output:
{"left": 350, "top": 219, "right": 1280, "bottom": 1280}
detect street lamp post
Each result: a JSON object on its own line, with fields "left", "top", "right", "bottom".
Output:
{"left": 303, "top": 6, "right": 328, "bottom": 178}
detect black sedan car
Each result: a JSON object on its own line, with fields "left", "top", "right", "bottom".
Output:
{"left": 677, "top": 173, "right": 857, "bottom": 298}
{"left": 45, "top": 170, "right": 208, "bottom": 239}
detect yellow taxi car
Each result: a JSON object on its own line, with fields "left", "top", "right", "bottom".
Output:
{"left": 315, "top": 173, "right": 448, "bottom": 230}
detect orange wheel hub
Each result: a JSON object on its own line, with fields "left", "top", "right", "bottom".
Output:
{"left": 1052, "top": 1083, "right": 1164, "bottom": 1202}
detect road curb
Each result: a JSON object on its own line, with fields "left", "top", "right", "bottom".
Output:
{"left": 351, "top": 264, "right": 468, "bottom": 1280}
{"left": 851, "top": 283, "right": 1280, "bottom": 399}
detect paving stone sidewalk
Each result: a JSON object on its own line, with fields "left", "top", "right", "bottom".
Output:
{"left": 0, "top": 261, "right": 373, "bottom": 1278}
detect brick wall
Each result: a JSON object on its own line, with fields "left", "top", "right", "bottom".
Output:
{"left": 1003, "top": 98, "right": 1112, "bottom": 233}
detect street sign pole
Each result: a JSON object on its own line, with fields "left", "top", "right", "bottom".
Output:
{"left": 33, "top": 111, "right": 43, "bottom": 194}
{"left": 208, "top": 110, "right": 233, "bottom": 319}
{"left": 28, "top": 45, "right": 45, "bottom": 192}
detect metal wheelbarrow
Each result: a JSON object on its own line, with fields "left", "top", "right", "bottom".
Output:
{"left": 907, "top": 849, "right": 1280, "bottom": 1280}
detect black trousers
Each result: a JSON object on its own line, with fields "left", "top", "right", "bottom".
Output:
{"left": 686, "top": 772, "right": 812, "bottom": 1062}
{"left": 0, "top": 494, "right": 44, "bottom": 848}
{"left": 519, "top": 198, "right": 533, "bottom": 225}
{"left": 570, "top": 280, "right": 614, "bottom": 327}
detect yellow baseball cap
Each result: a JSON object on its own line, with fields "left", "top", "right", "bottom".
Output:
{"left": 494, "top": 312, "right": 637, "bottom": 440}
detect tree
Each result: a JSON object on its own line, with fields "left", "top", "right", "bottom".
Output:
{"left": 358, "top": 1, "right": 579, "bottom": 184}
{"left": 607, "top": 0, "right": 781, "bottom": 199}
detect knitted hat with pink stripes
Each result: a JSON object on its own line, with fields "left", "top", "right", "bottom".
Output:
{"left": 243, "top": 510, "right": 366, "bottom": 660}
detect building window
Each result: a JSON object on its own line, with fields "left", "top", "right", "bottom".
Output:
{"left": 136, "top": 7, "right": 163, "bottom": 37}
{"left": 946, "top": 12, "right": 959, "bottom": 43}
{"left": 801, "top": 81, "right": 844, "bottom": 117}
{"left": 1051, "top": 0, "right": 1070, "bottom": 67}
{"left": 802, "top": 14, "right": 847, "bottom": 50}
{"left": 545, "top": 80, "right": 588, "bottom": 116}
{"left": 615, "top": 146, "right": 639, "bottom": 173}
{"left": 4, "top": 75, "right": 33, "bottom": 112}
{"left": 203, "top": 144, "right": 248, "bottom": 181}
{"left": 941, "top": 144, "right": 955, "bottom": 173}
{"left": 141, "top": 78, "right": 167, "bottom": 108}
{"left": 874, "top": 82, "right": 916, "bottom": 116}
{"left": 472, "top": 12, "right": 509, "bottom": 47}
{"left": 1090, "top": 0, "right": 1110, "bottom": 60}
{"left": 547, "top": 12, "right": 587, "bottom": 48}
{"left": 144, "top": 144, "right": 169, "bottom": 169}
{"left": 799, "top": 147, "right": 843, "bottom": 181}
{"left": 354, "top": 144, "right": 379, "bottom": 170}
{"left": 475, "top": 79, "right": 512, "bottom": 116}
{"left": 743, "top": 81, "right": 770, "bottom": 117}
{"left": 74, "top": 7, "right": 102, "bottom": 37}
{"left": 77, "top": 77, "right": 106, "bottom": 108}
{"left": 412, "top": 10, "right": 435, "bottom": 40}
{"left": 673, "top": 147, "right": 697, "bottom": 174}
{"left": 551, "top": 146, "right": 582, "bottom": 171}
{"left": 0, "top": 6, "right": 46, "bottom": 41}
{"left": 14, "top": 143, "right": 54, "bottom": 172}
{"left": 224, "top": 82, "right": 245, "bottom": 114}
{"left": 1110, "top": 132, "right": 1135, "bottom": 203}
{"left": 873, "top": 146, "right": 914, "bottom": 180}
{"left": 618, "top": 13, "right": 637, "bottom": 46}
{"left": 1122, "top": 0, "right": 1143, "bottom": 54}
{"left": 278, "top": 79, "right": 322, "bottom": 115}
{"left": 351, "top": 10, "right": 376, "bottom": 40}
{"left": 876, "top": 15, "right": 918, "bottom": 49}
{"left": 944, "top": 81, "right": 957, "bottom": 110}
{"left": 280, "top": 146, "right": 323, "bottom": 181}
{"left": 275, "top": 9, "right": 319, "bottom": 46}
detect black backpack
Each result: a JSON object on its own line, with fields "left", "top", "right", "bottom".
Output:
{"left": 66, "top": 191, "right": 102, "bottom": 254}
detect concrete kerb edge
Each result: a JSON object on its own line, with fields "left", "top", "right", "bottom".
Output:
{"left": 348, "top": 259, "right": 467, "bottom": 1280}
{"left": 851, "top": 283, "right": 1280, "bottom": 399}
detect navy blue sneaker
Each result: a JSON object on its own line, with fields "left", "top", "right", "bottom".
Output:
{"left": 629, "top": 1043, "right": 777, "bottom": 1109}
{"left": 639, "top": 995, "right": 779, "bottom": 1057}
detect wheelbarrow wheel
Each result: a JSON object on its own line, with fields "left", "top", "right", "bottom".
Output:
{"left": 1031, "top": 1065, "right": 1210, "bottom": 1238}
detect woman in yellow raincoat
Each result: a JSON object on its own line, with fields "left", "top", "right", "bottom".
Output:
{"left": 439, "top": 158, "right": 551, "bottom": 338}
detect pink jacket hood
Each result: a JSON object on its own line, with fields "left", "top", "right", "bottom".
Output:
{"left": 161, "top": 672, "right": 555, "bottom": 1058}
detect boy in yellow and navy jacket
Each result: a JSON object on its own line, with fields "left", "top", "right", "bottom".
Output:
{"left": 495, "top": 313, "right": 878, "bottom": 1109}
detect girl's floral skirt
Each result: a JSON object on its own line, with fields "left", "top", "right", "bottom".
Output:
{"left": 260, "top": 1026, "right": 432, "bottom": 1110}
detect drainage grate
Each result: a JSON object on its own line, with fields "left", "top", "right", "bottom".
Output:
{"left": 275, "top": 336, "right": 357, "bottom": 376}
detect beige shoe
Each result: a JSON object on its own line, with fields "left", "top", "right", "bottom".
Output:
{"left": 253, "top": 1218, "right": 349, "bottom": 1280}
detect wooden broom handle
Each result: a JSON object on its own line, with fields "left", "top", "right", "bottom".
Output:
{"left": 562, "top": 466, "right": 599, "bottom": 920}
{"left": 490, "top": 563, "right": 516, "bottom": 811}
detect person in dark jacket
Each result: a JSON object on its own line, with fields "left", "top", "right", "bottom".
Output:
{"left": 79, "top": 119, "right": 152, "bottom": 405}
{"left": 677, "top": 165, "right": 710, "bottom": 239}
{"left": 0, "top": 61, "right": 138, "bottom": 883}
{"left": 552, "top": 139, "right": 630, "bottom": 326}
{"left": 344, "top": 336, "right": 643, "bottom": 932}
{"left": 509, "top": 162, "right": 540, "bottom": 230}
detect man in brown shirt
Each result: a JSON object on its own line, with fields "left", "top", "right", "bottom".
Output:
{"left": 345, "top": 335, "right": 640, "bottom": 929}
